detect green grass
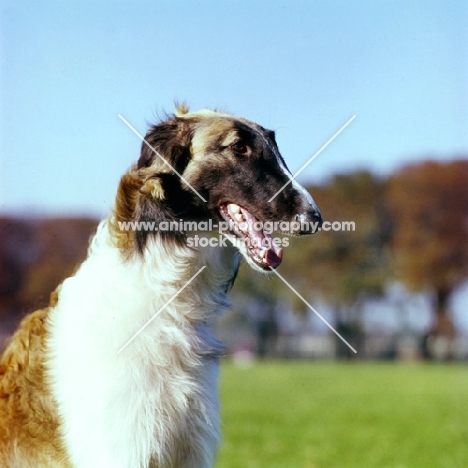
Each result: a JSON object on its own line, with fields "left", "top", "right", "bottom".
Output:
{"left": 216, "top": 361, "right": 468, "bottom": 468}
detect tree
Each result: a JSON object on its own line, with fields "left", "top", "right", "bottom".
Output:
{"left": 284, "top": 171, "right": 390, "bottom": 299}
{"left": 19, "top": 218, "right": 98, "bottom": 308}
{"left": 280, "top": 171, "right": 392, "bottom": 354}
{"left": 386, "top": 160, "right": 468, "bottom": 337}
{"left": 0, "top": 217, "right": 98, "bottom": 342}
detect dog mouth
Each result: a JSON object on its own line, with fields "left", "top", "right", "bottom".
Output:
{"left": 219, "top": 203, "right": 283, "bottom": 270}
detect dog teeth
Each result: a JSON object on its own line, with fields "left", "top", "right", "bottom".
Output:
{"left": 228, "top": 203, "right": 241, "bottom": 214}
{"left": 234, "top": 213, "right": 244, "bottom": 222}
{"left": 261, "top": 248, "right": 268, "bottom": 259}
{"left": 238, "top": 221, "right": 248, "bottom": 232}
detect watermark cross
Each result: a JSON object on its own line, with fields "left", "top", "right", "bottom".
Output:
{"left": 269, "top": 115, "right": 356, "bottom": 202}
{"left": 118, "top": 114, "right": 207, "bottom": 202}
{"left": 270, "top": 267, "right": 357, "bottom": 354}
{"left": 117, "top": 266, "right": 207, "bottom": 354}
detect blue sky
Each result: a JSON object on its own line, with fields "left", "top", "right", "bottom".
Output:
{"left": 1, "top": 0, "right": 467, "bottom": 216}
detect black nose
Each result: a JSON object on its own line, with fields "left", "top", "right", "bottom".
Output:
{"left": 294, "top": 207, "right": 323, "bottom": 234}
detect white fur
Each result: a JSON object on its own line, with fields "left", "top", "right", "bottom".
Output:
{"left": 46, "top": 220, "right": 238, "bottom": 468}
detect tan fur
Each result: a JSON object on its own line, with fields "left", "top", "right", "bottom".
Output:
{"left": 174, "top": 102, "right": 190, "bottom": 116}
{"left": 0, "top": 292, "right": 72, "bottom": 467}
{"left": 108, "top": 166, "right": 142, "bottom": 252}
{"left": 191, "top": 124, "right": 239, "bottom": 157}
{"left": 140, "top": 177, "right": 165, "bottom": 200}
{"left": 0, "top": 107, "right": 318, "bottom": 467}
{"left": 108, "top": 111, "right": 241, "bottom": 255}
{"left": 183, "top": 118, "right": 241, "bottom": 184}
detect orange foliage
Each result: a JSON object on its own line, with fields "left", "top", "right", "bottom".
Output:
{"left": 387, "top": 160, "right": 468, "bottom": 291}
{"left": 387, "top": 159, "right": 468, "bottom": 335}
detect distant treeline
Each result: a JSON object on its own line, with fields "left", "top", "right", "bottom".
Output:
{"left": 1, "top": 160, "right": 467, "bottom": 351}
{"left": 0, "top": 218, "right": 98, "bottom": 340}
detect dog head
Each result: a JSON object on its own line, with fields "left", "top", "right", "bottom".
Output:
{"left": 112, "top": 105, "right": 322, "bottom": 271}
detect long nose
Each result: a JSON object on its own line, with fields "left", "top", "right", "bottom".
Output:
{"left": 294, "top": 204, "right": 323, "bottom": 234}
{"left": 285, "top": 178, "right": 322, "bottom": 234}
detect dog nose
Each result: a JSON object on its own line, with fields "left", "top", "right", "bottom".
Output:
{"left": 294, "top": 207, "right": 323, "bottom": 234}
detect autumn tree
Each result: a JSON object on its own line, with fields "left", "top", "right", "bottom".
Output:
{"left": 280, "top": 171, "right": 392, "bottom": 354}
{"left": 387, "top": 160, "right": 468, "bottom": 337}
{"left": 0, "top": 217, "right": 98, "bottom": 345}
{"left": 283, "top": 171, "right": 390, "bottom": 299}
{"left": 18, "top": 218, "right": 98, "bottom": 308}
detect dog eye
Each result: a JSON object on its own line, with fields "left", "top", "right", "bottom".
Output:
{"left": 231, "top": 142, "right": 248, "bottom": 154}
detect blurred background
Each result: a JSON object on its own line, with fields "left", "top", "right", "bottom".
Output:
{"left": 1, "top": 0, "right": 467, "bottom": 360}
{"left": 2, "top": 2, "right": 468, "bottom": 466}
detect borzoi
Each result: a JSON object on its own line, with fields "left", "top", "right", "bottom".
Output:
{"left": 0, "top": 105, "right": 321, "bottom": 467}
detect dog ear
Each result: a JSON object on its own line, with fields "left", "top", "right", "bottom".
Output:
{"left": 135, "top": 173, "right": 193, "bottom": 252}
{"left": 137, "top": 116, "right": 193, "bottom": 175}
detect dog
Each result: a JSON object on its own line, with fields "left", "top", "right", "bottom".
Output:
{"left": 0, "top": 105, "right": 322, "bottom": 467}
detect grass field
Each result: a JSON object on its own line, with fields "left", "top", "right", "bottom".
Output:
{"left": 216, "top": 361, "right": 468, "bottom": 468}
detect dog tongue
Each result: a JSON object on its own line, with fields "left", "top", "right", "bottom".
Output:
{"left": 240, "top": 207, "right": 283, "bottom": 269}
{"left": 265, "top": 246, "right": 283, "bottom": 269}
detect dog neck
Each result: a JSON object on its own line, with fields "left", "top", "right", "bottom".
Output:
{"left": 46, "top": 218, "right": 238, "bottom": 467}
